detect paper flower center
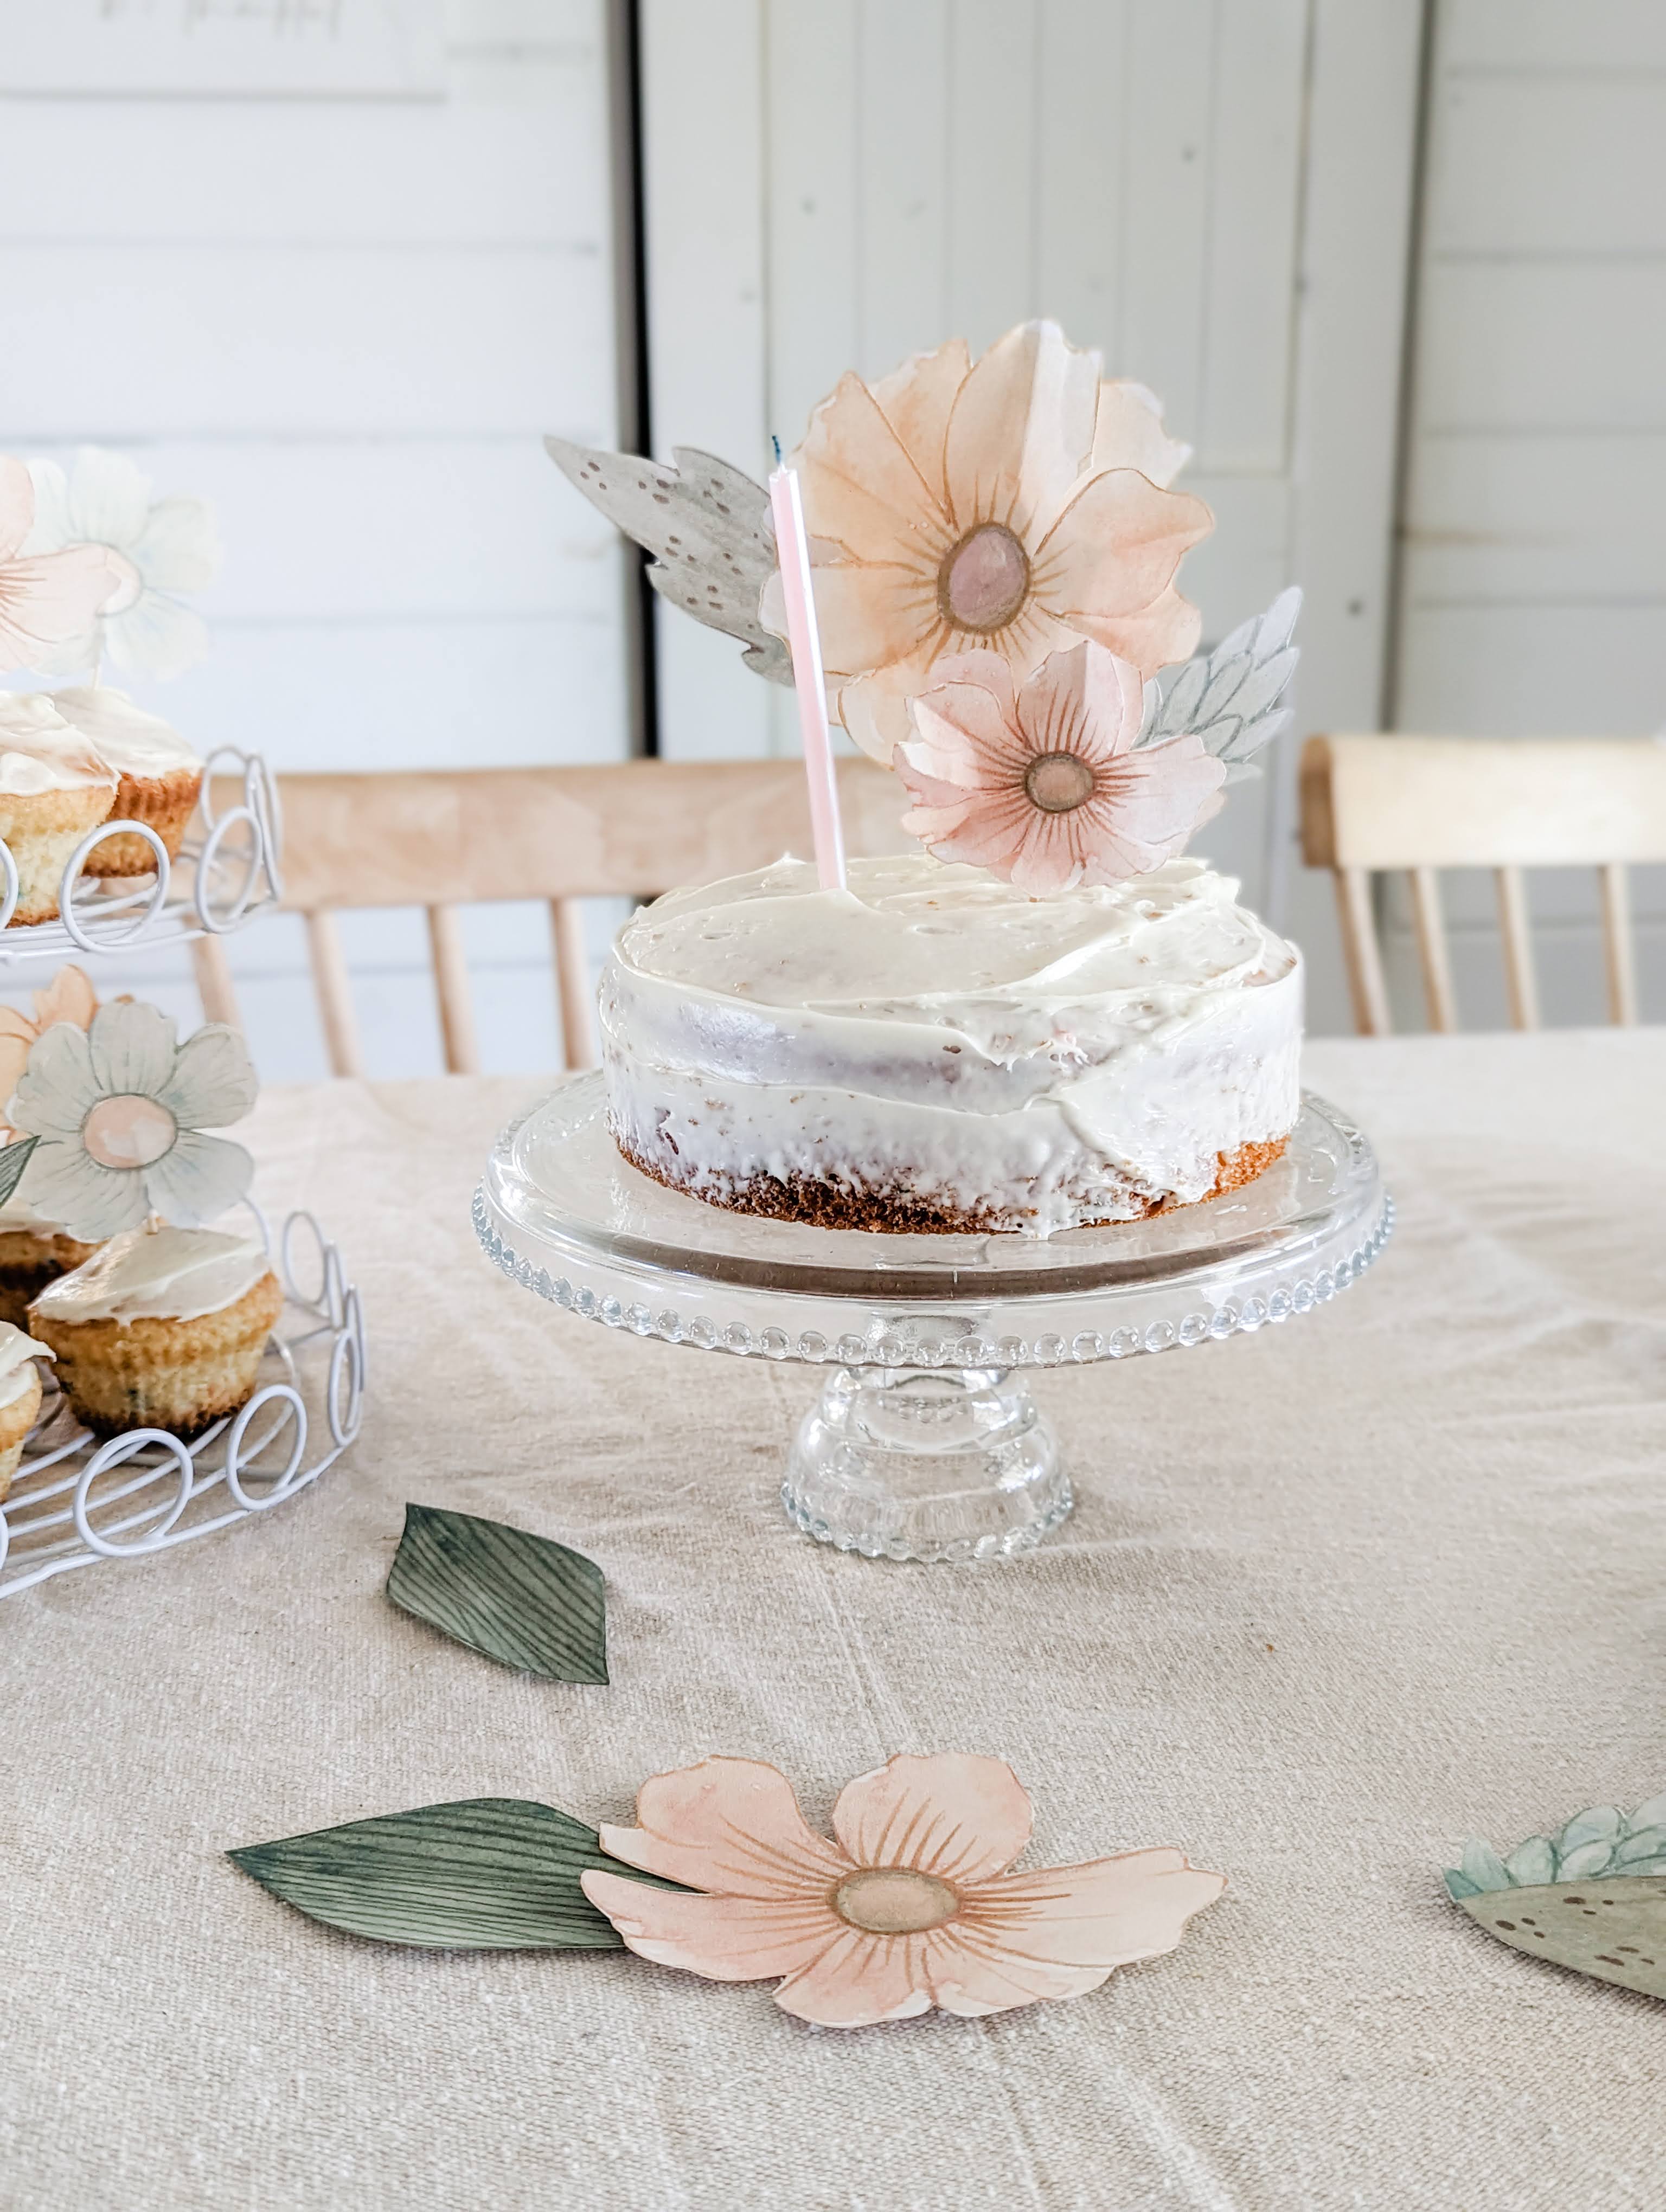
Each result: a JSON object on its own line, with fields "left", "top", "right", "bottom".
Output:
{"left": 834, "top": 1868, "right": 959, "bottom": 1934}
{"left": 82, "top": 1093, "right": 177, "bottom": 1171}
{"left": 941, "top": 524, "right": 1030, "bottom": 633}
{"left": 1023, "top": 751, "right": 1097, "bottom": 813}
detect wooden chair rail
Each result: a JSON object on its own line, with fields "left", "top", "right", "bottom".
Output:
{"left": 204, "top": 757, "right": 911, "bottom": 1078}
{"left": 1300, "top": 734, "right": 1664, "bottom": 1035}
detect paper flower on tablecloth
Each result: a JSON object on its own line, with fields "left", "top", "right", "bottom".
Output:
{"left": 762, "top": 321, "right": 1213, "bottom": 761}
{"left": 23, "top": 447, "right": 221, "bottom": 679}
{"left": 0, "top": 965, "right": 99, "bottom": 1141}
{"left": 7, "top": 1000, "right": 257, "bottom": 1239}
{"left": 896, "top": 640, "right": 1225, "bottom": 895}
{"left": 581, "top": 1753, "right": 1224, "bottom": 2027}
{"left": 0, "top": 456, "right": 123, "bottom": 676}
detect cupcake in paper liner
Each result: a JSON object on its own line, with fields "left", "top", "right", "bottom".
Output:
{"left": 0, "top": 695, "right": 117, "bottom": 926}
{"left": 51, "top": 686, "right": 204, "bottom": 877}
{"left": 3, "top": 995, "right": 269, "bottom": 1438}
{"left": 30, "top": 1225, "right": 282, "bottom": 1442}
{"left": 0, "top": 1320, "right": 53, "bottom": 1500}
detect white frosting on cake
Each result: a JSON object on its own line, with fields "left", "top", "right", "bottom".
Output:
{"left": 33, "top": 1226, "right": 271, "bottom": 1325}
{"left": 0, "top": 1319, "right": 53, "bottom": 1409}
{"left": 52, "top": 686, "right": 201, "bottom": 780}
{"left": 601, "top": 852, "right": 1303, "bottom": 1236}
{"left": 0, "top": 694, "right": 118, "bottom": 797}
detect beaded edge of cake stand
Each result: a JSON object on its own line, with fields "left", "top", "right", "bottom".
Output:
{"left": 470, "top": 1184, "right": 1394, "bottom": 1369}
{"left": 0, "top": 1208, "right": 366, "bottom": 1599}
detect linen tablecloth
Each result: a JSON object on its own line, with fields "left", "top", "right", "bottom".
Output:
{"left": 5, "top": 1032, "right": 1663, "bottom": 2210}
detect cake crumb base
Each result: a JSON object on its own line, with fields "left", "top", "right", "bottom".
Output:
{"left": 613, "top": 1124, "right": 1291, "bottom": 1237}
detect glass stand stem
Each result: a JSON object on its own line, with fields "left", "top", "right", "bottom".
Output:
{"left": 781, "top": 1365, "right": 1072, "bottom": 1564}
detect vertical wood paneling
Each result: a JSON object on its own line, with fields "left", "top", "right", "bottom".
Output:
{"left": 1201, "top": 0, "right": 1308, "bottom": 469}
{"left": 857, "top": 1, "right": 950, "bottom": 374}
{"left": 641, "top": 0, "right": 773, "bottom": 763}
{"left": 944, "top": 0, "right": 1040, "bottom": 350}
{"left": 765, "top": 0, "right": 861, "bottom": 448}
{"left": 1118, "top": 0, "right": 1215, "bottom": 448}
{"left": 1034, "top": 0, "right": 1130, "bottom": 356}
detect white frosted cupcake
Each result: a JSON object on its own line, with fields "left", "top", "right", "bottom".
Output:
{"left": 0, "top": 1189, "right": 100, "bottom": 1334}
{"left": 0, "top": 695, "right": 118, "bottom": 925}
{"left": 52, "top": 686, "right": 204, "bottom": 877}
{"left": 29, "top": 1225, "right": 282, "bottom": 1441}
{"left": 0, "top": 1320, "right": 53, "bottom": 1502}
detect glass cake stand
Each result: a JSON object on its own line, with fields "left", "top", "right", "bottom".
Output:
{"left": 475, "top": 1073, "right": 1391, "bottom": 1564}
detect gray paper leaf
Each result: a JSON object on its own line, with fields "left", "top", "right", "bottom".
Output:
{"left": 1143, "top": 586, "right": 1303, "bottom": 767}
{"left": 0, "top": 1136, "right": 39, "bottom": 1210}
{"left": 545, "top": 437, "right": 791, "bottom": 684}
{"left": 387, "top": 1503, "right": 607, "bottom": 1683}
{"left": 229, "top": 1798, "right": 672, "bottom": 1951}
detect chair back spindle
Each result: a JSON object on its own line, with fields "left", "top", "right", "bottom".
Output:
{"left": 1302, "top": 735, "right": 1666, "bottom": 1034}
{"left": 200, "top": 758, "right": 913, "bottom": 1076}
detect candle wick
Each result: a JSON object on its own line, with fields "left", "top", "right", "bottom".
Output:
{"left": 772, "top": 435, "right": 782, "bottom": 464}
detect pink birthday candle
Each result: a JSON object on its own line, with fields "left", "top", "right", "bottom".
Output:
{"left": 767, "top": 461, "right": 847, "bottom": 893}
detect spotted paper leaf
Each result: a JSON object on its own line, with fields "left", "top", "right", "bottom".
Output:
{"left": 386, "top": 1503, "right": 607, "bottom": 1684}
{"left": 1445, "top": 1791, "right": 1666, "bottom": 2000}
{"left": 1141, "top": 585, "right": 1302, "bottom": 782}
{"left": 228, "top": 1798, "right": 674, "bottom": 1950}
{"left": 544, "top": 437, "right": 791, "bottom": 683}
{"left": 1453, "top": 1877, "right": 1666, "bottom": 2001}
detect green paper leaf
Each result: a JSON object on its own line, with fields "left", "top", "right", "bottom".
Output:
{"left": 1455, "top": 1876, "right": 1666, "bottom": 2001}
{"left": 387, "top": 1503, "right": 607, "bottom": 1683}
{"left": 229, "top": 1798, "right": 670, "bottom": 1950}
{"left": 0, "top": 1136, "right": 39, "bottom": 1209}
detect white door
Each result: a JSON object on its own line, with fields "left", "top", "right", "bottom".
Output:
{"left": 1392, "top": 0, "right": 1666, "bottom": 1026}
{"left": 640, "top": 0, "right": 1426, "bottom": 1034}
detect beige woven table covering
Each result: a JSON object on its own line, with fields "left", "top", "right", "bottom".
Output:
{"left": 4, "top": 1031, "right": 1664, "bottom": 2210}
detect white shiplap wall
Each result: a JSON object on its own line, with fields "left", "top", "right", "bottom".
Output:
{"left": 641, "top": 0, "right": 1428, "bottom": 1032}
{"left": 0, "top": 0, "right": 625, "bottom": 1080}
{"left": 1391, "top": 0, "right": 1666, "bottom": 1027}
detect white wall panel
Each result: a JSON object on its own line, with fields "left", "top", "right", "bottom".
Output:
{"left": 1441, "top": 0, "right": 1666, "bottom": 70}
{"left": 1428, "top": 79, "right": 1666, "bottom": 255}
{"left": 0, "top": 2, "right": 624, "bottom": 1081}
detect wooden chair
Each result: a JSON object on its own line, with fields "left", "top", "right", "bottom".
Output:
{"left": 1300, "top": 734, "right": 1666, "bottom": 1034}
{"left": 194, "top": 757, "right": 911, "bottom": 1077}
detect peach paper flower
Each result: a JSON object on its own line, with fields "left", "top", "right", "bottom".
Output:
{"left": 581, "top": 1754, "right": 1225, "bottom": 2028}
{"left": 764, "top": 321, "right": 1212, "bottom": 762}
{"left": 0, "top": 458, "right": 121, "bottom": 674}
{"left": 896, "top": 640, "right": 1226, "bottom": 896}
{"left": 0, "top": 964, "right": 98, "bottom": 1139}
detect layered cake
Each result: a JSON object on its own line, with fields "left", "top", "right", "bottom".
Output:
{"left": 560, "top": 317, "right": 1309, "bottom": 1238}
{"left": 602, "top": 852, "right": 1300, "bottom": 1236}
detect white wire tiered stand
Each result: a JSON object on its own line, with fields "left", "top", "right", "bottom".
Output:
{"left": 476, "top": 1073, "right": 1393, "bottom": 1564}
{"left": 0, "top": 745, "right": 280, "bottom": 964}
{"left": 0, "top": 748, "right": 367, "bottom": 1596}
{"left": 0, "top": 1208, "right": 364, "bottom": 1598}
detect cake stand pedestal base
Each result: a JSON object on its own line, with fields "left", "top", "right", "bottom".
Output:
{"left": 476, "top": 1078, "right": 1392, "bottom": 1567}
{"left": 781, "top": 1365, "right": 1071, "bottom": 1564}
